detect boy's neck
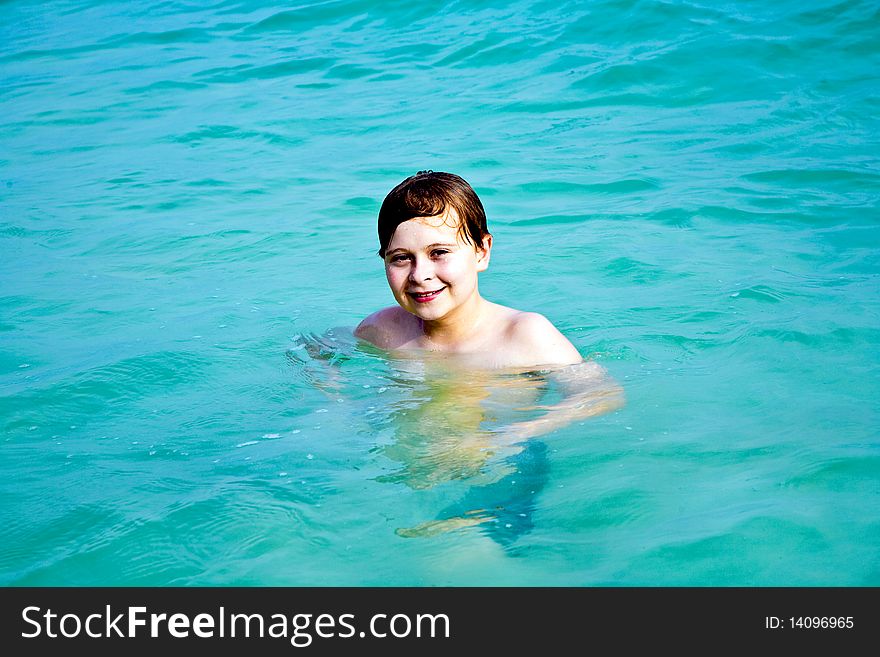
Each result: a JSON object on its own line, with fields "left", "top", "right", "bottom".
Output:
{"left": 418, "top": 293, "right": 491, "bottom": 349}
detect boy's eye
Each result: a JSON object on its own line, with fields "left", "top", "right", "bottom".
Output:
{"left": 431, "top": 249, "right": 450, "bottom": 257}
{"left": 390, "top": 254, "right": 410, "bottom": 263}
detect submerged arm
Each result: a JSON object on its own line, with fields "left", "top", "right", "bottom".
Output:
{"left": 495, "top": 361, "right": 624, "bottom": 444}
{"left": 286, "top": 327, "right": 356, "bottom": 395}
{"left": 491, "top": 314, "right": 624, "bottom": 443}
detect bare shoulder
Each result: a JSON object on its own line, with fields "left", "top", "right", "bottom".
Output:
{"left": 506, "top": 311, "right": 583, "bottom": 367}
{"left": 354, "top": 306, "right": 417, "bottom": 349}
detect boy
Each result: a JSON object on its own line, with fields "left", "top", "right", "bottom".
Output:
{"left": 355, "top": 170, "right": 583, "bottom": 370}
{"left": 354, "top": 172, "right": 621, "bottom": 540}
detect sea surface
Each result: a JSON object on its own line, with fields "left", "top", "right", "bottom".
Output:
{"left": 2, "top": 0, "right": 878, "bottom": 585}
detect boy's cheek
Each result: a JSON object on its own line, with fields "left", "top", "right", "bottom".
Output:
{"left": 386, "top": 271, "right": 404, "bottom": 286}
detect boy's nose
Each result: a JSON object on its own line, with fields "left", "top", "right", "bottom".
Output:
{"left": 408, "top": 257, "right": 434, "bottom": 282}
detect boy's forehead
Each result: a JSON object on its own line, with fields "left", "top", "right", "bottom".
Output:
{"left": 411, "top": 208, "right": 460, "bottom": 230}
{"left": 391, "top": 210, "right": 464, "bottom": 242}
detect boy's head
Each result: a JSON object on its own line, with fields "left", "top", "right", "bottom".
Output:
{"left": 377, "top": 171, "right": 489, "bottom": 258}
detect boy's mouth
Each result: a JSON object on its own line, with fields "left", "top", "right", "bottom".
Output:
{"left": 407, "top": 287, "right": 446, "bottom": 303}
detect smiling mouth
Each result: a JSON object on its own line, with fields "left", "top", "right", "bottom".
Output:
{"left": 407, "top": 287, "right": 446, "bottom": 303}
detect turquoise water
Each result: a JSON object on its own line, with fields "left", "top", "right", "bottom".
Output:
{"left": 2, "top": 0, "right": 879, "bottom": 585}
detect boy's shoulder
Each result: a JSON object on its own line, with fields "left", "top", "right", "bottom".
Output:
{"left": 502, "top": 309, "right": 583, "bottom": 367}
{"left": 354, "top": 306, "right": 418, "bottom": 349}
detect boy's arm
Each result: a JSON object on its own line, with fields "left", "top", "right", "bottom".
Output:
{"left": 354, "top": 310, "right": 384, "bottom": 346}
{"left": 497, "top": 362, "right": 624, "bottom": 443}
{"left": 497, "top": 314, "right": 624, "bottom": 442}
{"left": 354, "top": 306, "right": 410, "bottom": 349}
{"left": 287, "top": 326, "right": 357, "bottom": 395}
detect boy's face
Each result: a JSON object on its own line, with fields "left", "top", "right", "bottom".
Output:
{"left": 383, "top": 209, "right": 491, "bottom": 323}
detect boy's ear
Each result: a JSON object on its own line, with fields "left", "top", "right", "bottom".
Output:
{"left": 476, "top": 234, "right": 493, "bottom": 272}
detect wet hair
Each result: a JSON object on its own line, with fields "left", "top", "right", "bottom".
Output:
{"left": 376, "top": 170, "right": 489, "bottom": 257}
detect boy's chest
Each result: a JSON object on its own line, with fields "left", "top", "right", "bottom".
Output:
{"left": 402, "top": 338, "right": 533, "bottom": 370}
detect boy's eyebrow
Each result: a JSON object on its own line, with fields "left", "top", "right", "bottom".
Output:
{"left": 385, "top": 243, "right": 458, "bottom": 255}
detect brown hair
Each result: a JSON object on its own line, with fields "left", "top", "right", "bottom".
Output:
{"left": 376, "top": 171, "right": 489, "bottom": 257}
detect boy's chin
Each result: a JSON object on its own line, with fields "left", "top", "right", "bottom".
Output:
{"left": 404, "top": 303, "right": 447, "bottom": 320}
